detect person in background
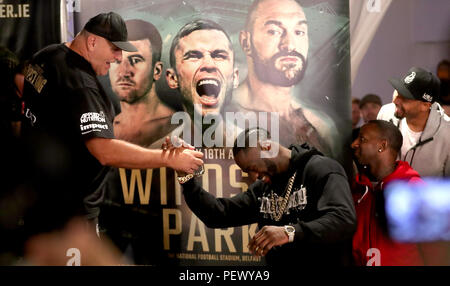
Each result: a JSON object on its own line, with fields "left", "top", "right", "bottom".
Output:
{"left": 380, "top": 67, "right": 450, "bottom": 177}
{"left": 436, "top": 60, "right": 450, "bottom": 116}
{"left": 378, "top": 67, "right": 450, "bottom": 265}
{"left": 377, "top": 90, "right": 401, "bottom": 126}
{"left": 352, "top": 97, "right": 361, "bottom": 129}
{"left": 351, "top": 120, "right": 424, "bottom": 266}
{"left": 359, "top": 94, "right": 382, "bottom": 124}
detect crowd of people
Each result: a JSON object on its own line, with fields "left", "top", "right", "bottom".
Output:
{"left": 0, "top": 0, "right": 448, "bottom": 267}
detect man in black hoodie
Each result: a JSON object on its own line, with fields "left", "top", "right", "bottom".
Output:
{"left": 178, "top": 128, "right": 356, "bottom": 266}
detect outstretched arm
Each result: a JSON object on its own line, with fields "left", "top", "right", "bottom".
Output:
{"left": 181, "top": 178, "right": 261, "bottom": 228}
{"left": 85, "top": 137, "right": 203, "bottom": 173}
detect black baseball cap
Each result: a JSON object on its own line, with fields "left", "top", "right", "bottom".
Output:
{"left": 389, "top": 67, "right": 440, "bottom": 103}
{"left": 83, "top": 12, "right": 137, "bottom": 52}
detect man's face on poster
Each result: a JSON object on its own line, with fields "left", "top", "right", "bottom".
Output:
{"left": 248, "top": 0, "right": 309, "bottom": 87}
{"left": 171, "top": 29, "right": 238, "bottom": 116}
{"left": 110, "top": 39, "right": 154, "bottom": 103}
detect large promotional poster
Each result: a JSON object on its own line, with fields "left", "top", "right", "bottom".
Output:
{"left": 73, "top": 0, "right": 351, "bottom": 266}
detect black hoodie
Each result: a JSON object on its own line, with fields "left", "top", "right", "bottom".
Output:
{"left": 182, "top": 144, "right": 356, "bottom": 266}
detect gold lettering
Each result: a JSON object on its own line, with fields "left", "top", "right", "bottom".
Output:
{"left": 174, "top": 171, "right": 182, "bottom": 205}
{"left": 218, "top": 148, "right": 225, "bottom": 159}
{"left": 228, "top": 149, "right": 234, "bottom": 159}
{"left": 229, "top": 164, "right": 248, "bottom": 192}
{"left": 186, "top": 214, "right": 209, "bottom": 251}
{"left": 35, "top": 77, "right": 47, "bottom": 93}
{"left": 6, "top": 4, "right": 13, "bottom": 17}
{"left": 215, "top": 228, "right": 236, "bottom": 252}
{"left": 242, "top": 224, "right": 258, "bottom": 253}
{"left": 202, "top": 164, "right": 222, "bottom": 197}
{"left": 23, "top": 4, "right": 29, "bottom": 17}
{"left": 162, "top": 209, "right": 182, "bottom": 250}
{"left": 119, "top": 168, "right": 153, "bottom": 204}
{"left": 160, "top": 167, "right": 167, "bottom": 205}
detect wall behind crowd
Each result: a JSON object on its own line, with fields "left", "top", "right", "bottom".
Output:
{"left": 352, "top": 0, "right": 450, "bottom": 104}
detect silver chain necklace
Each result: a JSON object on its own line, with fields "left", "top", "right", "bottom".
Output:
{"left": 270, "top": 171, "right": 297, "bottom": 221}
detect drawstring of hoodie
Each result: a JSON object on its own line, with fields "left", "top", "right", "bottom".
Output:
{"left": 357, "top": 182, "right": 384, "bottom": 204}
{"left": 357, "top": 186, "right": 369, "bottom": 204}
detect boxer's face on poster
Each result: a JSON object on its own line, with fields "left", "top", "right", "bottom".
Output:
{"left": 110, "top": 39, "right": 154, "bottom": 103}
{"left": 248, "top": 0, "right": 309, "bottom": 87}
{"left": 171, "top": 29, "right": 238, "bottom": 116}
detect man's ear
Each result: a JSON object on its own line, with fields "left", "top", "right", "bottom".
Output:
{"left": 421, "top": 102, "right": 432, "bottom": 111}
{"left": 166, "top": 68, "right": 179, "bottom": 89}
{"left": 380, "top": 139, "right": 388, "bottom": 152}
{"left": 153, "top": 61, "right": 163, "bottom": 81}
{"left": 87, "top": 34, "right": 96, "bottom": 52}
{"left": 239, "top": 30, "right": 252, "bottom": 56}
{"left": 259, "top": 140, "right": 272, "bottom": 151}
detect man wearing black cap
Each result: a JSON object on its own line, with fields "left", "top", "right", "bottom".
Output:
{"left": 382, "top": 66, "right": 450, "bottom": 177}
{"left": 20, "top": 12, "right": 203, "bottom": 237}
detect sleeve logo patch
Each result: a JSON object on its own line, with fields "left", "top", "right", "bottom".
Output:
{"left": 80, "top": 111, "right": 108, "bottom": 134}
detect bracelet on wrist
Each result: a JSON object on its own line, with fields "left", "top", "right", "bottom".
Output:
{"left": 177, "top": 165, "right": 205, "bottom": 184}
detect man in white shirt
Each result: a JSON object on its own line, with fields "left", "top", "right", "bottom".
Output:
{"left": 380, "top": 66, "right": 450, "bottom": 177}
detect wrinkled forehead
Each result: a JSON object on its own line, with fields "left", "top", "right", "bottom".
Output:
{"left": 176, "top": 29, "right": 233, "bottom": 55}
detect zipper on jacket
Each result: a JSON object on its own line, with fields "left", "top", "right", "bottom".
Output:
{"left": 403, "top": 137, "right": 434, "bottom": 166}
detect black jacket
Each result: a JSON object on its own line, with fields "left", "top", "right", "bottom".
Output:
{"left": 182, "top": 144, "right": 356, "bottom": 266}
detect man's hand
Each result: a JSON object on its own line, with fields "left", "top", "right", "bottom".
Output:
{"left": 162, "top": 136, "right": 203, "bottom": 174}
{"left": 161, "top": 136, "right": 194, "bottom": 151}
{"left": 248, "top": 226, "right": 289, "bottom": 256}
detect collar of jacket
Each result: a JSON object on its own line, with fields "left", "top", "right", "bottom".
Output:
{"left": 420, "top": 102, "right": 446, "bottom": 141}
{"left": 355, "top": 161, "right": 420, "bottom": 190}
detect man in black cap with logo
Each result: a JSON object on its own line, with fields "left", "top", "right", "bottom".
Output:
{"left": 381, "top": 66, "right": 450, "bottom": 177}
{"left": 20, "top": 12, "right": 203, "bottom": 238}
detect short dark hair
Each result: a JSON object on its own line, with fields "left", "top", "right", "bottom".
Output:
{"left": 232, "top": 127, "right": 270, "bottom": 157}
{"left": 169, "top": 19, "right": 233, "bottom": 70}
{"left": 367, "top": 120, "right": 403, "bottom": 154}
{"left": 125, "top": 19, "right": 162, "bottom": 65}
{"left": 359, "top": 94, "right": 382, "bottom": 109}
